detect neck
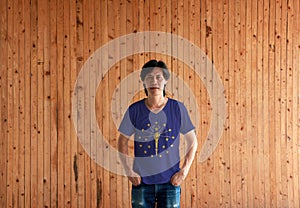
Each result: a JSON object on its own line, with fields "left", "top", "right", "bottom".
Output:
{"left": 146, "top": 95, "right": 167, "bottom": 108}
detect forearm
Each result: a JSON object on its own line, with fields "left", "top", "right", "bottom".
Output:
{"left": 181, "top": 131, "right": 198, "bottom": 176}
{"left": 118, "top": 134, "right": 141, "bottom": 185}
{"left": 171, "top": 130, "right": 198, "bottom": 186}
{"left": 118, "top": 134, "right": 132, "bottom": 175}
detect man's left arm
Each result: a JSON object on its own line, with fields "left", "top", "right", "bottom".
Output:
{"left": 171, "top": 130, "right": 198, "bottom": 186}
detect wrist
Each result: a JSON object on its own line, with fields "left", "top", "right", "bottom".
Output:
{"left": 124, "top": 168, "right": 133, "bottom": 176}
{"left": 180, "top": 167, "right": 189, "bottom": 178}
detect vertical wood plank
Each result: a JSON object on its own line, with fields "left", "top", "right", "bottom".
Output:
{"left": 245, "top": 0, "right": 253, "bottom": 207}
{"left": 143, "top": 0, "right": 150, "bottom": 60}
{"left": 188, "top": 0, "right": 197, "bottom": 207}
{"left": 251, "top": 0, "right": 259, "bottom": 207}
{"left": 221, "top": 0, "right": 231, "bottom": 207}
{"left": 69, "top": 0, "right": 79, "bottom": 207}
{"left": 82, "top": 0, "right": 91, "bottom": 207}
{"left": 92, "top": 13, "right": 101, "bottom": 206}
{"left": 29, "top": 0, "right": 38, "bottom": 207}
{"left": 292, "top": 1, "right": 300, "bottom": 207}
{"left": 75, "top": 0, "right": 85, "bottom": 206}
{"left": 286, "top": 1, "right": 295, "bottom": 207}
{"left": 274, "top": 0, "right": 282, "bottom": 206}
{"left": 23, "top": 0, "right": 32, "bottom": 207}
{"left": 193, "top": 0, "right": 202, "bottom": 207}
{"left": 115, "top": 0, "right": 123, "bottom": 207}
{"left": 111, "top": 0, "right": 121, "bottom": 206}
{"left": 17, "top": 0, "right": 26, "bottom": 206}
{"left": 118, "top": 0, "right": 129, "bottom": 202}
{"left": 57, "top": 0, "right": 65, "bottom": 206}
{"left": 93, "top": 0, "right": 102, "bottom": 207}
{"left": 148, "top": 0, "right": 156, "bottom": 60}
{"left": 88, "top": 0, "right": 97, "bottom": 207}
{"left": 207, "top": 0, "right": 218, "bottom": 203}
{"left": 82, "top": 16, "right": 91, "bottom": 201}
{"left": 239, "top": 0, "right": 248, "bottom": 207}
{"left": 123, "top": 0, "right": 132, "bottom": 206}
{"left": 208, "top": 0, "right": 217, "bottom": 207}
{"left": 177, "top": 0, "right": 186, "bottom": 204}
{"left": 12, "top": 0, "right": 20, "bottom": 206}
{"left": 108, "top": 0, "right": 117, "bottom": 206}
{"left": 137, "top": 0, "right": 146, "bottom": 90}
{"left": 42, "top": 0, "right": 51, "bottom": 206}
{"left": 94, "top": 6, "right": 103, "bottom": 208}
{"left": 49, "top": 0, "right": 58, "bottom": 206}
{"left": 268, "top": 0, "right": 276, "bottom": 206}
{"left": 198, "top": 0, "right": 208, "bottom": 206}
{"left": 37, "top": 0, "right": 45, "bottom": 207}
{"left": 100, "top": 0, "right": 110, "bottom": 206}
{"left": 182, "top": 0, "right": 189, "bottom": 205}
{"left": 262, "top": 0, "right": 271, "bottom": 206}
{"left": 6, "top": 0, "right": 14, "bottom": 207}
{"left": 176, "top": 0, "right": 184, "bottom": 98}
{"left": 214, "top": 0, "right": 227, "bottom": 206}
{"left": 213, "top": 0, "right": 224, "bottom": 206}
{"left": 94, "top": 0, "right": 105, "bottom": 207}
{"left": 228, "top": 0, "right": 235, "bottom": 207}
{"left": 0, "top": 6, "right": 3, "bottom": 208}
{"left": 0, "top": 0, "right": 8, "bottom": 206}
{"left": 63, "top": 0, "right": 72, "bottom": 206}
{"left": 280, "top": 0, "right": 289, "bottom": 206}
{"left": 171, "top": 0, "right": 179, "bottom": 100}
{"left": 257, "top": 0, "right": 265, "bottom": 206}
{"left": 234, "top": 0, "right": 243, "bottom": 206}
{"left": 56, "top": 1, "right": 66, "bottom": 207}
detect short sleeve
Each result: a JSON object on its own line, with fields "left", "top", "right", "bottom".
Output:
{"left": 118, "top": 109, "right": 135, "bottom": 137}
{"left": 178, "top": 102, "right": 195, "bottom": 134}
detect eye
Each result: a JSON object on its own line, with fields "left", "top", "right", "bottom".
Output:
{"left": 156, "top": 75, "right": 163, "bottom": 81}
{"left": 145, "top": 74, "right": 164, "bottom": 82}
{"left": 145, "top": 76, "right": 154, "bottom": 81}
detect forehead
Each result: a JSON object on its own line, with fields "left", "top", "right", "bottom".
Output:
{"left": 145, "top": 67, "right": 164, "bottom": 76}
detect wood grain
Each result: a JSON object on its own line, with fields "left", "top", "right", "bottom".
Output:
{"left": 0, "top": 0, "right": 299, "bottom": 207}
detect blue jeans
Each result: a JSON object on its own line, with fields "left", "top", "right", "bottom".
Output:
{"left": 131, "top": 182, "right": 181, "bottom": 208}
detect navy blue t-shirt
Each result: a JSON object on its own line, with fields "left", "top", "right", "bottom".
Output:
{"left": 118, "top": 98, "right": 195, "bottom": 184}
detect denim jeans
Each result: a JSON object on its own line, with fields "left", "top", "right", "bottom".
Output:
{"left": 131, "top": 182, "right": 181, "bottom": 208}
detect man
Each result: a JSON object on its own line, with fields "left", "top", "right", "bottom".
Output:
{"left": 118, "top": 60, "right": 198, "bottom": 208}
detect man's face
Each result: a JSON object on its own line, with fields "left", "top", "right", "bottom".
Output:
{"left": 143, "top": 67, "right": 168, "bottom": 95}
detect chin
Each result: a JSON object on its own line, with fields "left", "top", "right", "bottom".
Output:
{"left": 148, "top": 89, "right": 163, "bottom": 95}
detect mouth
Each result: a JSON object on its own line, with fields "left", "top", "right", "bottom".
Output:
{"left": 149, "top": 87, "right": 160, "bottom": 90}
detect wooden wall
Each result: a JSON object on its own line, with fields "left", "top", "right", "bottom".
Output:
{"left": 0, "top": 0, "right": 299, "bottom": 207}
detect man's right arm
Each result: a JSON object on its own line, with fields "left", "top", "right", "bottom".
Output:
{"left": 118, "top": 134, "right": 141, "bottom": 186}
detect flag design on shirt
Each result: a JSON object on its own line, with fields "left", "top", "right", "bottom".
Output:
{"left": 135, "top": 121, "right": 176, "bottom": 158}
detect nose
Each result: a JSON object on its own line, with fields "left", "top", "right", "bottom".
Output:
{"left": 147, "top": 77, "right": 157, "bottom": 84}
{"left": 152, "top": 77, "right": 158, "bottom": 84}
